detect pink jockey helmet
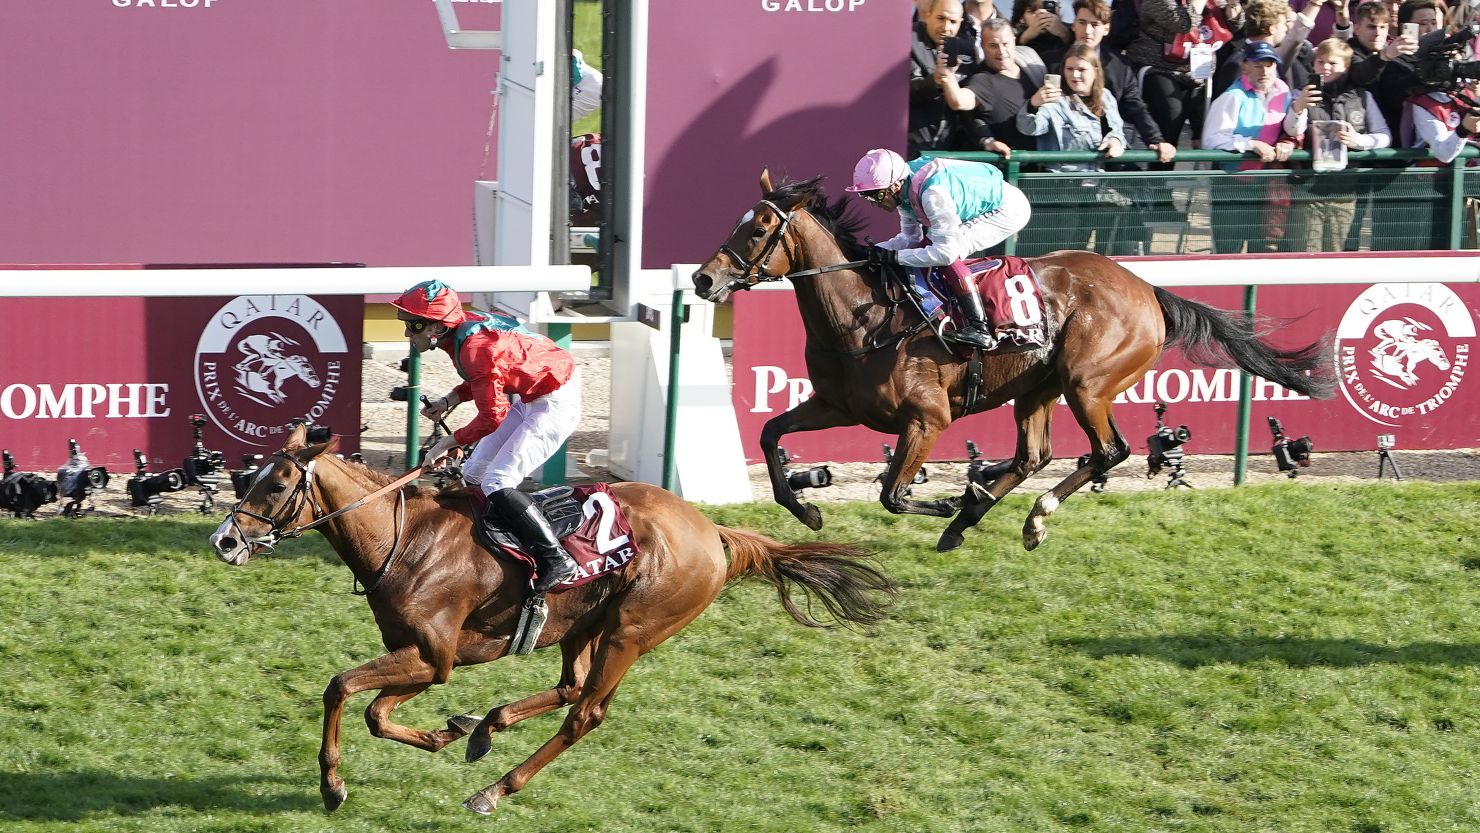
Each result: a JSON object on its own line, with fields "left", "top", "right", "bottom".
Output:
{"left": 845, "top": 148, "right": 909, "bottom": 193}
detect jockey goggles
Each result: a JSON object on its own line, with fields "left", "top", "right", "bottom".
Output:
{"left": 856, "top": 188, "right": 891, "bottom": 204}
{"left": 397, "top": 313, "right": 437, "bottom": 334}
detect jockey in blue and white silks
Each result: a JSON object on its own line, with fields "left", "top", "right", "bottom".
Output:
{"left": 846, "top": 148, "right": 1032, "bottom": 350}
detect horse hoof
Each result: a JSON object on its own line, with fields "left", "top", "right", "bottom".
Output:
{"left": 462, "top": 791, "right": 498, "bottom": 815}
{"left": 1023, "top": 525, "right": 1047, "bottom": 551}
{"left": 800, "top": 504, "right": 824, "bottom": 531}
{"left": 447, "top": 714, "right": 481, "bottom": 735}
{"left": 937, "top": 531, "right": 964, "bottom": 552}
{"left": 322, "top": 783, "right": 347, "bottom": 812}
{"left": 465, "top": 728, "right": 493, "bottom": 763}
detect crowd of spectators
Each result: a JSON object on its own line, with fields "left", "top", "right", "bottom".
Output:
{"left": 909, "top": 0, "right": 1480, "bottom": 252}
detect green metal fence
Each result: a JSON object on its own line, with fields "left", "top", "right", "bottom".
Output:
{"left": 930, "top": 148, "right": 1480, "bottom": 256}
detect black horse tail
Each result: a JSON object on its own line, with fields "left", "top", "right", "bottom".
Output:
{"left": 1155, "top": 286, "right": 1335, "bottom": 399}
{"left": 718, "top": 526, "right": 896, "bottom": 629}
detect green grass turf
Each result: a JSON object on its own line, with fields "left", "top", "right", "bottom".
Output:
{"left": 2, "top": 482, "right": 1477, "bottom": 832}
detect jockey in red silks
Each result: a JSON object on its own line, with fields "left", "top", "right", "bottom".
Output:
{"left": 391, "top": 280, "right": 580, "bottom": 593}
{"left": 846, "top": 148, "right": 1034, "bottom": 351}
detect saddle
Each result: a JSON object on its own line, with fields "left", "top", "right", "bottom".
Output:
{"left": 467, "top": 483, "right": 639, "bottom": 592}
{"left": 901, "top": 256, "right": 1051, "bottom": 354}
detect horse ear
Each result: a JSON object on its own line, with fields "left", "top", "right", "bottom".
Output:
{"left": 305, "top": 436, "right": 339, "bottom": 461}
{"left": 759, "top": 168, "right": 773, "bottom": 195}
{"left": 284, "top": 422, "right": 309, "bottom": 451}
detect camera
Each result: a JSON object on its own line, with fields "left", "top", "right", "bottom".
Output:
{"left": 0, "top": 449, "right": 58, "bottom": 518}
{"left": 779, "top": 446, "right": 832, "bottom": 491}
{"left": 1268, "top": 416, "right": 1313, "bottom": 477}
{"left": 875, "top": 443, "right": 927, "bottom": 495}
{"left": 230, "top": 453, "right": 265, "bottom": 499}
{"left": 183, "top": 414, "right": 226, "bottom": 513}
{"left": 1413, "top": 24, "right": 1480, "bottom": 91}
{"left": 1146, "top": 402, "right": 1193, "bottom": 488}
{"left": 56, "top": 438, "right": 110, "bottom": 518}
{"left": 127, "top": 450, "right": 187, "bottom": 512}
{"left": 1042, "top": 0, "right": 1059, "bottom": 14}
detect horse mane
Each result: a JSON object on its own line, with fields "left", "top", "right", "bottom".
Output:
{"left": 764, "top": 176, "right": 872, "bottom": 262}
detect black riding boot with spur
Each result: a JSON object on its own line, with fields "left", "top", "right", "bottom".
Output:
{"left": 949, "top": 283, "right": 997, "bottom": 350}
{"left": 487, "top": 488, "right": 579, "bottom": 593}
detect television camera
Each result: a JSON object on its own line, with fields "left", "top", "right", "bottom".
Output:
{"left": 56, "top": 439, "right": 110, "bottom": 518}
{"left": 1376, "top": 433, "right": 1405, "bottom": 481}
{"left": 127, "top": 450, "right": 187, "bottom": 514}
{"left": 1146, "top": 402, "right": 1193, "bottom": 489}
{"left": 1268, "top": 416, "right": 1313, "bottom": 478}
{"left": 1413, "top": 23, "right": 1480, "bottom": 94}
{"left": 0, "top": 449, "right": 59, "bottom": 518}
{"left": 230, "top": 454, "right": 265, "bottom": 500}
{"left": 778, "top": 446, "right": 832, "bottom": 491}
{"left": 875, "top": 443, "right": 927, "bottom": 497}
{"left": 183, "top": 414, "right": 227, "bottom": 513}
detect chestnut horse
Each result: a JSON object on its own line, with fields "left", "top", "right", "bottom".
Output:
{"left": 208, "top": 424, "right": 894, "bottom": 815}
{"left": 692, "top": 171, "right": 1334, "bottom": 552}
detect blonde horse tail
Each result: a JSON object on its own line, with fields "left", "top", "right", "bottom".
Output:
{"left": 717, "top": 526, "right": 896, "bottom": 628}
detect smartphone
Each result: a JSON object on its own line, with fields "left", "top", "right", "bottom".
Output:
{"left": 1402, "top": 22, "right": 1420, "bottom": 41}
{"left": 1311, "top": 76, "right": 1324, "bottom": 98}
{"left": 1044, "top": 73, "right": 1062, "bottom": 92}
{"left": 1042, "top": 0, "right": 1059, "bottom": 14}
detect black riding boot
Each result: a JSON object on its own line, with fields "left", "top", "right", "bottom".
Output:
{"left": 486, "top": 488, "right": 579, "bottom": 594}
{"left": 949, "top": 283, "right": 996, "bottom": 350}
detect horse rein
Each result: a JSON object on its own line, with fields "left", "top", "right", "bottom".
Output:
{"left": 226, "top": 452, "right": 421, "bottom": 595}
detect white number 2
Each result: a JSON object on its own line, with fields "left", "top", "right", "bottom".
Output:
{"left": 582, "top": 491, "right": 630, "bottom": 554}
{"left": 1004, "top": 274, "right": 1042, "bottom": 326}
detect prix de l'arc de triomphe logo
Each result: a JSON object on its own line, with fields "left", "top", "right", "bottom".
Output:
{"left": 1335, "top": 283, "right": 1474, "bottom": 427}
{"left": 193, "top": 295, "right": 349, "bottom": 445}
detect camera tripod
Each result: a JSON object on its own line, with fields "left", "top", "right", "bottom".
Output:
{"left": 1377, "top": 447, "right": 1405, "bottom": 481}
{"left": 1159, "top": 450, "right": 1193, "bottom": 490}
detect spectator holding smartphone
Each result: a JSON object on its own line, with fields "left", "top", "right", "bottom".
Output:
{"left": 910, "top": 0, "right": 981, "bottom": 158}
{"left": 1284, "top": 38, "right": 1393, "bottom": 250}
{"left": 1012, "top": 0, "right": 1074, "bottom": 68}
{"left": 1017, "top": 43, "right": 1128, "bottom": 249}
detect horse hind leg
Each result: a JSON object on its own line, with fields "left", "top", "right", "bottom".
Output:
{"left": 463, "top": 636, "right": 645, "bottom": 815}
{"left": 465, "top": 637, "right": 595, "bottom": 763}
{"left": 938, "top": 394, "right": 1056, "bottom": 552}
{"left": 1022, "top": 392, "right": 1130, "bottom": 552}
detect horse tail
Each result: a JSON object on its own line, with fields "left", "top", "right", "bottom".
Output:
{"left": 1154, "top": 286, "right": 1335, "bottom": 399}
{"left": 716, "top": 526, "right": 896, "bottom": 628}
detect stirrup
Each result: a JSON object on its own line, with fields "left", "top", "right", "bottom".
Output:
{"left": 510, "top": 593, "right": 548, "bottom": 656}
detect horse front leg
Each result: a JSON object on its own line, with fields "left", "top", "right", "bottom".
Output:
{"left": 465, "top": 637, "right": 595, "bottom": 763}
{"left": 760, "top": 398, "right": 858, "bottom": 531}
{"left": 319, "top": 642, "right": 451, "bottom": 811}
{"left": 939, "top": 393, "right": 1057, "bottom": 552}
{"left": 877, "top": 408, "right": 956, "bottom": 518}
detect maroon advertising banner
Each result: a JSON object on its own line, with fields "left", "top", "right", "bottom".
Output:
{"left": 0, "top": 3, "right": 499, "bottom": 266}
{"left": 643, "top": 0, "right": 907, "bottom": 269}
{"left": 0, "top": 294, "right": 363, "bottom": 471}
{"left": 732, "top": 282, "right": 1479, "bottom": 463}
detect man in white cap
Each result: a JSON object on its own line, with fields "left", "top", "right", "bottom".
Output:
{"left": 846, "top": 147, "right": 1036, "bottom": 351}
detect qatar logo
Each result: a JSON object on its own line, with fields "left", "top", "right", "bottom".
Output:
{"left": 194, "top": 296, "right": 348, "bottom": 445}
{"left": 1335, "top": 283, "right": 1473, "bottom": 426}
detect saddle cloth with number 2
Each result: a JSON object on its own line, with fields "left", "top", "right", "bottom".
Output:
{"left": 470, "top": 482, "right": 640, "bottom": 592}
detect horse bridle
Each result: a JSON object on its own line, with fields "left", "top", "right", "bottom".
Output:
{"left": 715, "top": 199, "right": 798, "bottom": 293}
{"left": 225, "top": 451, "right": 412, "bottom": 595}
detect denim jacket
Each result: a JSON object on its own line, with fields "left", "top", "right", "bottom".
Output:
{"left": 1016, "top": 90, "right": 1126, "bottom": 172}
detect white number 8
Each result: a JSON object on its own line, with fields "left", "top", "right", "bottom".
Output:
{"left": 1004, "top": 274, "right": 1041, "bottom": 326}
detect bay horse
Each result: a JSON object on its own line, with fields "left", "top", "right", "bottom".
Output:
{"left": 208, "top": 423, "right": 894, "bottom": 814}
{"left": 692, "top": 171, "right": 1334, "bottom": 552}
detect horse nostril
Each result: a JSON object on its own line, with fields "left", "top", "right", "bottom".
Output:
{"left": 218, "top": 536, "right": 237, "bottom": 552}
{"left": 693, "top": 273, "right": 713, "bottom": 297}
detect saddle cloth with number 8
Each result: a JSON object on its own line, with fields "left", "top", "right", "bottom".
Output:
{"left": 470, "top": 482, "right": 640, "bottom": 592}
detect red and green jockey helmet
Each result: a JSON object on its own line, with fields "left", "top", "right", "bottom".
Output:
{"left": 390, "top": 280, "right": 467, "bottom": 327}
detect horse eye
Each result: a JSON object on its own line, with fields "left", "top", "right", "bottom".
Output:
{"left": 750, "top": 225, "right": 766, "bottom": 239}
{"left": 269, "top": 483, "right": 288, "bottom": 495}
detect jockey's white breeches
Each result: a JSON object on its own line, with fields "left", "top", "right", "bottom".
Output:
{"left": 961, "top": 181, "right": 1033, "bottom": 254}
{"left": 461, "top": 368, "right": 582, "bottom": 494}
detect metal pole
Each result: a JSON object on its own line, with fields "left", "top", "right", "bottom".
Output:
{"left": 1233, "top": 284, "right": 1256, "bottom": 485}
{"left": 662, "top": 288, "right": 686, "bottom": 491}
{"left": 540, "top": 322, "right": 574, "bottom": 486}
{"left": 404, "top": 349, "right": 422, "bottom": 468}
